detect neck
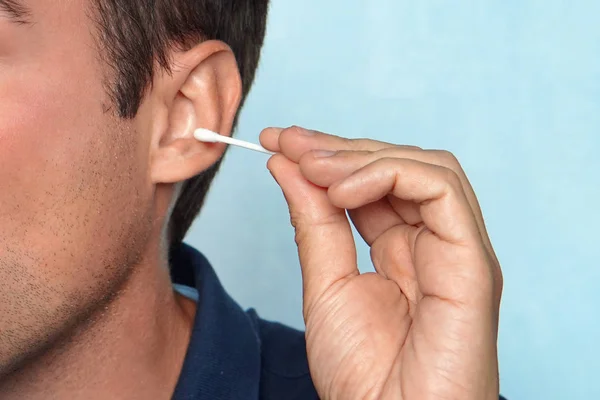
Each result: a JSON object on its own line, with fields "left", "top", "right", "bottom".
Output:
{"left": 0, "top": 240, "right": 197, "bottom": 400}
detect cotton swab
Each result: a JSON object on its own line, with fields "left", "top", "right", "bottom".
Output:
{"left": 193, "top": 128, "right": 275, "bottom": 155}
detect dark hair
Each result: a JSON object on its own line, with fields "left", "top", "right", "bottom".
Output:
{"left": 92, "top": 0, "right": 270, "bottom": 247}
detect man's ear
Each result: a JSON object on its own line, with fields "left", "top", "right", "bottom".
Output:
{"left": 147, "top": 40, "right": 242, "bottom": 184}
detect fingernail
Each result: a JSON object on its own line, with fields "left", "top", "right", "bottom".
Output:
{"left": 291, "top": 125, "right": 315, "bottom": 136}
{"left": 313, "top": 150, "right": 336, "bottom": 158}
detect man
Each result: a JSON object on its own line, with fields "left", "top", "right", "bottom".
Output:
{"left": 0, "top": 0, "right": 506, "bottom": 399}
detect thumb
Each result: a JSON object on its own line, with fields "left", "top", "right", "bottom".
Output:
{"left": 267, "top": 154, "right": 359, "bottom": 319}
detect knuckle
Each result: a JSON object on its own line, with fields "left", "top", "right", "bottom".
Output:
{"left": 470, "top": 249, "right": 501, "bottom": 298}
{"left": 289, "top": 209, "right": 346, "bottom": 246}
{"left": 288, "top": 210, "right": 306, "bottom": 241}
{"left": 339, "top": 136, "right": 360, "bottom": 150}
{"left": 496, "top": 268, "right": 504, "bottom": 294}
{"left": 492, "top": 257, "right": 504, "bottom": 295}
{"left": 367, "top": 157, "right": 400, "bottom": 176}
{"left": 289, "top": 210, "right": 310, "bottom": 246}
{"left": 374, "top": 156, "right": 398, "bottom": 167}
{"left": 441, "top": 166, "right": 463, "bottom": 189}
{"left": 432, "top": 149, "right": 462, "bottom": 169}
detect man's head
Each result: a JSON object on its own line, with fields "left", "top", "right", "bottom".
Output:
{"left": 0, "top": 0, "right": 268, "bottom": 375}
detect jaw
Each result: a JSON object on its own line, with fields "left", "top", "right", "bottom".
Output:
{"left": 0, "top": 226, "right": 191, "bottom": 400}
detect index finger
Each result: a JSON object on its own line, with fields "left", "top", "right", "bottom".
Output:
{"left": 260, "top": 126, "right": 417, "bottom": 161}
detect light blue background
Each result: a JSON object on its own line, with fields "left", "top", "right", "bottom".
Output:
{"left": 188, "top": 2, "right": 600, "bottom": 399}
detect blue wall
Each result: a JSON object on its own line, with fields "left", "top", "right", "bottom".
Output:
{"left": 188, "top": 2, "right": 600, "bottom": 398}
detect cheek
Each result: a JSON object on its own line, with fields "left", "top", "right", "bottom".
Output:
{"left": 0, "top": 53, "right": 152, "bottom": 289}
{"left": 0, "top": 1, "right": 156, "bottom": 368}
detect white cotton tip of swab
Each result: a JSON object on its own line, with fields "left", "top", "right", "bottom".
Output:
{"left": 193, "top": 128, "right": 275, "bottom": 155}
{"left": 193, "top": 128, "right": 220, "bottom": 143}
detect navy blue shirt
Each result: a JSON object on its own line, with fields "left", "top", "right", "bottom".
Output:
{"left": 170, "top": 244, "right": 507, "bottom": 400}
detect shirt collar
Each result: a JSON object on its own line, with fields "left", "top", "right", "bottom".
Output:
{"left": 170, "top": 243, "right": 262, "bottom": 399}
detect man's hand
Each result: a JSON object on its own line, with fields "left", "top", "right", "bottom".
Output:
{"left": 261, "top": 126, "right": 503, "bottom": 400}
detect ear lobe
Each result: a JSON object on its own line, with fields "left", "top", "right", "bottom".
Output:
{"left": 149, "top": 41, "right": 242, "bottom": 184}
